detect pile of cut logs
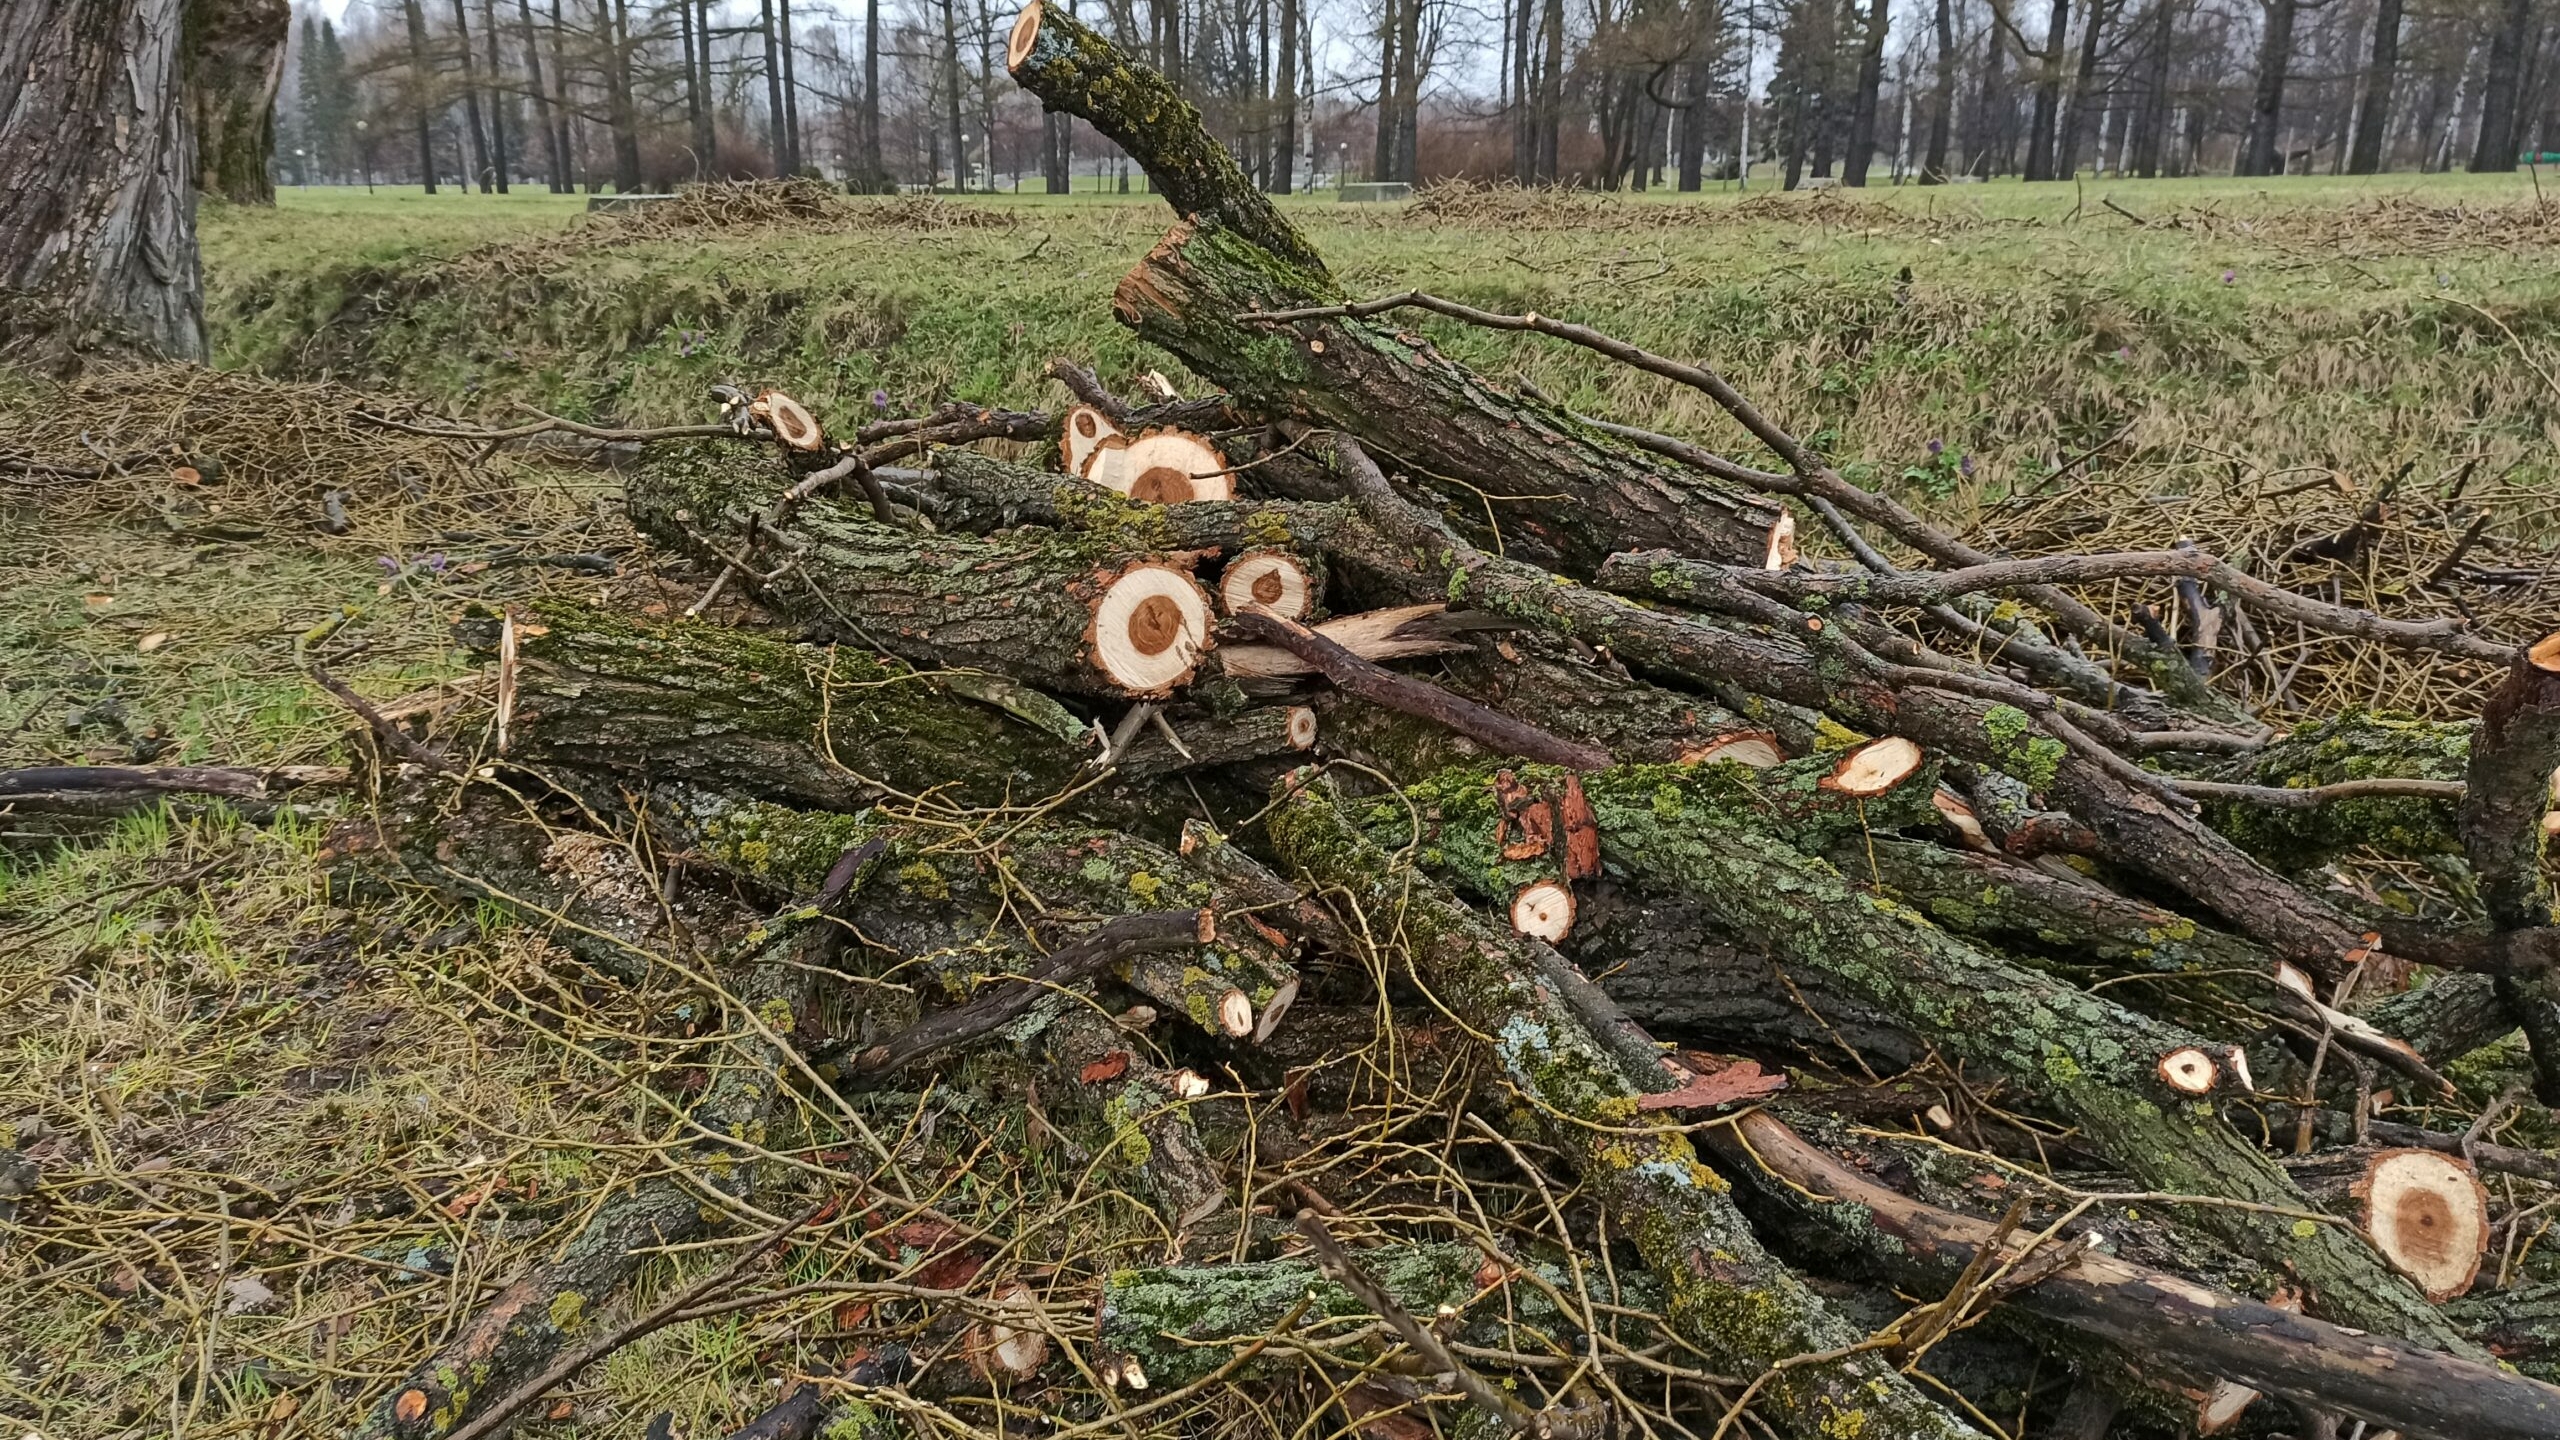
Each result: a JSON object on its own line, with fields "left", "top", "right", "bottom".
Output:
{"left": 307, "top": 12, "right": 2560, "bottom": 1439}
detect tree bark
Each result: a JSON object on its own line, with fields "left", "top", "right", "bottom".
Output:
{"left": 1272, "top": 0, "right": 1297, "bottom": 190}
{"left": 2347, "top": 0, "right": 2402, "bottom": 172}
{"left": 2470, "top": 0, "right": 2536, "bottom": 170}
{"left": 2239, "top": 0, "right": 2299, "bottom": 175}
{"left": 479, "top": 0, "right": 510, "bottom": 190}
{"left": 2024, "top": 0, "right": 2071, "bottom": 179}
{"left": 1265, "top": 774, "right": 1988, "bottom": 1440}
{"left": 0, "top": 0, "right": 206, "bottom": 363}
{"left": 1922, "top": 0, "right": 1956, "bottom": 180}
{"left": 2055, "top": 0, "right": 2111, "bottom": 175}
{"left": 187, "top": 0, "right": 290, "bottom": 205}
{"left": 600, "top": 0, "right": 641, "bottom": 190}
{"left": 1842, "top": 0, "right": 1890, "bottom": 183}
{"left": 447, "top": 0, "right": 492, "bottom": 190}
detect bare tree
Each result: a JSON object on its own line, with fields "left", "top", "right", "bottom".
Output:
{"left": 2469, "top": 0, "right": 2534, "bottom": 169}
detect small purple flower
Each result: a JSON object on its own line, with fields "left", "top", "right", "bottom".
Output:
{"left": 869, "top": 388, "right": 892, "bottom": 410}
{"left": 417, "top": 552, "right": 448, "bottom": 573}
{"left": 376, "top": 555, "right": 402, "bottom": 575}
{"left": 2221, "top": 269, "right": 2236, "bottom": 284}
{"left": 1958, "top": 454, "right": 1976, "bottom": 477}
{"left": 1926, "top": 438, "right": 1945, "bottom": 456}
{"left": 2116, "top": 346, "right": 2133, "bottom": 360}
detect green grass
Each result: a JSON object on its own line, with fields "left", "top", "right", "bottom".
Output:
{"left": 204, "top": 171, "right": 2560, "bottom": 527}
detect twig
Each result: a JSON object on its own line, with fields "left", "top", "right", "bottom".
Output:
{"left": 439, "top": 1202, "right": 830, "bottom": 1440}
{"left": 310, "top": 665, "right": 464, "bottom": 774}
{"left": 846, "top": 910, "right": 1207, "bottom": 1076}
{"left": 1294, "top": 1210, "right": 1537, "bottom": 1434}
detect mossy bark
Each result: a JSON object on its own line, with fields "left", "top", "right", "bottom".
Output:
{"left": 2202, "top": 711, "right": 2471, "bottom": 868}
{"left": 1266, "top": 773, "right": 1988, "bottom": 1440}
{"left": 626, "top": 450, "right": 1221, "bottom": 700}
{"left": 2463, "top": 642, "right": 2560, "bottom": 1099}
{"left": 353, "top": 922, "right": 821, "bottom": 1439}
{"left": 1004, "top": 11, "right": 1781, "bottom": 574}
{"left": 1098, "top": 1242, "right": 1663, "bottom": 1387}
{"left": 1368, "top": 757, "right": 2482, "bottom": 1353}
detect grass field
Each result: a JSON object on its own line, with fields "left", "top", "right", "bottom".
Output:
{"left": 3, "top": 169, "right": 2556, "bottom": 1438}
{"left": 205, "top": 171, "right": 2560, "bottom": 532}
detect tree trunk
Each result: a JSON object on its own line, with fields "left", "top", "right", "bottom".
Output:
{"left": 1273, "top": 0, "right": 1297, "bottom": 189}
{"left": 0, "top": 0, "right": 206, "bottom": 363}
{"left": 2471, "top": 0, "right": 2535, "bottom": 169}
{"left": 546, "top": 0, "right": 576, "bottom": 188}
{"left": 187, "top": 0, "right": 289, "bottom": 205}
{"left": 400, "top": 0, "right": 440, "bottom": 192}
{"left": 2024, "top": 0, "right": 2071, "bottom": 178}
{"left": 1967, "top": 19, "right": 2005, "bottom": 176}
{"left": 2240, "top": 0, "right": 2299, "bottom": 175}
{"left": 1842, "top": 0, "right": 1890, "bottom": 182}
{"left": 2346, "top": 0, "right": 2398, "bottom": 172}
{"left": 447, "top": 0, "right": 492, "bottom": 192}
{"left": 480, "top": 0, "right": 510, "bottom": 191}
{"left": 761, "top": 0, "right": 790, "bottom": 174}
{"left": 1371, "top": 0, "right": 1398, "bottom": 181}
{"left": 779, "top": 0, "right": 803, "bottom": 175}
{"left": 1922, "top": 0, "right": 1955, "bottom": 179}
{"left": 940, "top": 0, "right": 965, "bottom": 187}
{"left": 1536, "top": 0, "right": 1564, "bottom": 179}
{"left": 679, "top": 0, "right": 706, "bottom": 175}
{"left": 861, "top": 0, "right": 884, "bottom": 185}
{"left": 2056, "top": 0, "right": 2110, "bottom": 175}
{"left": 2131, "top": 0, "right": 2177, "bottom": 175}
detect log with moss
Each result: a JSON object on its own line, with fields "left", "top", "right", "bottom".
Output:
{"left": 1359, "top": 754, "right": 2479, "bottom": 1352}
{"left": 1264, "top": 771, "right": 1989, "bottom": 1440}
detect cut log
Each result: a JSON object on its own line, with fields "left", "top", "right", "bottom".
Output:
{"left": 1266, "top": 771, "right": 1985, "bottom": 1440}
{"left": 2157, "top": 1046, "right": 2220, "bottom": 1094}
{"left": 1061, "top": 402, "right": 1120, "bottom": 475}
{"left": 2354, "top": 1148, "right": 2488, "bottom": 1302}
{"left": 1219, "top": 549, "right": 1315, "bottom": 619}
{"left": 754, "top": 389, "right": 824, "bottom": 451}
{"left": 1095, "top": 429, "right": 1234, "bottom": 504}
{"left": 1820, "top": 735, "right": 1926, "bottom": 796}
{"left": 1365, "top": 755, "right": 2483, "bottom": 1353}
{"left": 2461, "top": 631, "right": 2560, "bottom": 1100}
{"left": 1508, "top": 880, "right": 1575, "bottom": 942}
{"left": 1713, "top": 1112, "right": 2560, "bottom": 1440}
{"left": 1003, "top": 7, "right": 1781, "bottom": 575}
{"left": 1679, "top": 730, "right": 1788, "bottom": 768}
{"left": 1090, "top": 562, "right": 1215, "bottom": 695}
{"left": 625, "top": 459, "right": 1228, "bottom": 700}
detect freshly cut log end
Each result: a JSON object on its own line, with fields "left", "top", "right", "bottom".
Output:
{"left": 1820, "top": 736, "right": 1926, "bottom": 797}
{"left": 2357, "top": 1148, "right": 2488, "bottom": 1301}
{"left": 1089, "top": 564, "right": 1214, "bottom": 696}
{"left": 1081, "top": 433, "right": 1131, "bottom": 490}
{"left": 1253, "top": 974, "right": 1300, "bottom": 1042}
{"left": 1118, "top": 1356, "right": 1150, "bottom": 1391}
{"left": 1096, "top": 430, "right": 1233, "bottom": 504}
{"left": 1931, "top": 787, "right": 1993, "bottom": 851}
{"left": 1763, "top": 510, "right": 1799, "bottom": 571}
{"left": 2272, "top": 960, "right": 2318, "bottom": 1004}
{"left": 1169, "top": 1068, "right": 1211, "bottom": 1099}
{"left": 1220, "top": 550, "right": 1313, "bottom": 619}
{"left": 2225, "top": 1045, "right": 2255, "bottom": 1094}
{"left": 1006, "top": 0, "right": 1044, "bottom": 70}
{"left": 2197, "top": 1379, "right": 2260, "bottom": 1436}
{"left": 1283, "top": 706, "right": 1318, "bottom": 750}
{"left": 2157, "top": 1046, "right": 2220, "bottom": 1095}
{"left": 1677, "top": 730, "right": 1786, "bottom": 769}
{"left": 1510, "top": 881, "right": 1576, "bottom": 943}
{"left": 755, "top": 389, "right": 824, "bottom": 451}
{"left": 1062, "top": 402, "right": 1121, "bottom": 476}
{"left": 1216, "top": 988, "right": 1254, "bottom": 1037}
{"left": 2529, "top": 629, "right": 2560, "bottom": 672}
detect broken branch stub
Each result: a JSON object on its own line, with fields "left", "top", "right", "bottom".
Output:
{"left": 1090, "top": 564, "right": 1214, "bottom": 696}
{"left": 2356, "top": 1148, "right": 2488, "bottom": 1301}
{"left": 2157, "top": 1046, "right": 2221, "bottom": 1095}
{"left": 1678, "top": 730, "right": 1787, "bottom": 769}
{"left": 1219, "top": 549, "right": 1314, "bottom": 619}
{"left": 1764, "top": 510, "right": 1798, "bottom": 571}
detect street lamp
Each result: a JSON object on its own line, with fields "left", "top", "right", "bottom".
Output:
{"left": 296, "top": 146, "right": 307, "bottom": 190}
{"left": 356, "top": 120, "right": 373, "bottom": 194}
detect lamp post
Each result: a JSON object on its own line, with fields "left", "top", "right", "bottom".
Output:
{"left": 296, "top": 146, "right": 308, "bottom": 190}
{"left": 357, "top": 120, "right": 373, "bottom": 194}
